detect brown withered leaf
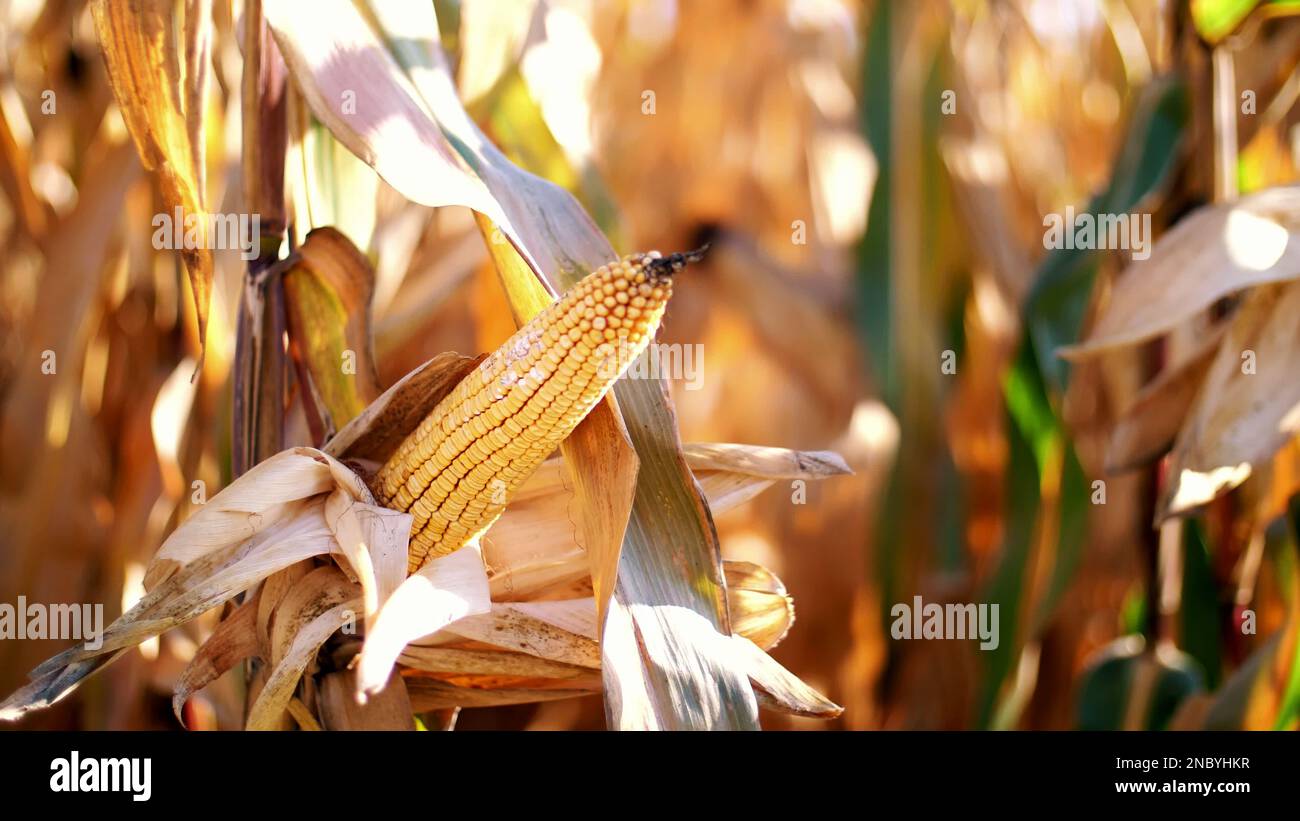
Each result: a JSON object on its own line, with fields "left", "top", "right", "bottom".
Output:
{"left": 249, "top": 602, "right": 361, "bottom": 729}
{"left": 173, "top": 596, "right": 261, "bottom": 724}
{"left": 1161, "top": 282, "right": 1300, "bottom": 519}
{"left": 405, "top": 678, "right": 597, "bottom": 711}
{"left": 1064, "top": 186, "right": 1300, "bottom": 359}
{"left": 319, "top": 668, "right": 414, "bottom": 730}
{"left": 92, "top": 0, "right": 215, "bottom": 364}
{"left": 266, "top": 566, "right": 357, "bottom": 667}
{"left": 248, "top": 565, "right": 362, "bottom": 730}
{"left": 1105, "top": 324, "right": 1226, "bottom": 473}
{"left": 256, "top": 561, "right": 313, "bottom": 658}
{"left": 399, "top": 645, "right": 592, "bottom": 680}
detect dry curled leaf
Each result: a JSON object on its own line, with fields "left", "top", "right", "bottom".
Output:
{"left": 1160, "top": 282, "right": 1300, "bottom": 519}
{"left": 1065, "top": 186, "right": 1300, "bottom": 359}
{"left": 92, "top": 0, "right": 215, "bottom": 364}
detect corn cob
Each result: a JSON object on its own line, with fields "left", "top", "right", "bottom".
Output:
{"left": 375, "top": 248, "right": 706, "bottom": 573}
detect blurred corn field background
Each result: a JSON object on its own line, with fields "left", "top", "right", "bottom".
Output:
{"left": 3, "top": 0, "right": 1300, "bottom": 731}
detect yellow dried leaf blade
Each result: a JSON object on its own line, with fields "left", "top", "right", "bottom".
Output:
{"left": 283, "top": 227, "right": 382, "bottom": 433}
{"left": 91, "top": 0, "right": 215, "bottom": 359}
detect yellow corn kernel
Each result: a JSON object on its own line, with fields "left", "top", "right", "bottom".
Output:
{"left": 374, "top": 247, "right": 706, "bottom": 573}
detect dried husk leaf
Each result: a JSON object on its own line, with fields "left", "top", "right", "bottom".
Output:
{"left": 725, "top": 561, "right": 795, "bottom": 651}
{"left": 405, "top": 678, "right": 597, "bottom": 711}
{"left": 426, "top": 600, "right": 601, "bottom": 670}
{"left": 51, "top": 508, "right": 332, "bottom": 668}
{"left": 460, "top": 598, "right": 830, "bottom": 718}
{"left": 322, "top": 487, "right": 410, "bottom": 623}
{"left": 1, "top": 448, "right": 407, "bottom": 720}
{"left": 287, "top": 699, "right": 322, "bottom": 731}
{"left": 144, "top": 448, "right": 346, "bottom": 587}
{"left": 483, "top": 444, "right": 850, "bottom": 601}
{"left": 398, "top": 645, "right": 592, "bottom": 680}
{"left": 266, "top": 566, "right": 357, "bottom": 666}
{"left": 319, "top": 668, "right": 414, "bottom": 730}
{"left": 247, "top": 598, "right": 360, "bottom": 729}
{"left": 256, "top": 561, "right": 313, "bottom": 656}
{"left": 354, "top": 543, "right": 492, "bottom": 698}
{"left": 172, "top": 596, "right": 261, "bottom": 723}
{"left": 404, "top": 557, "right": 795, "bottom": 681}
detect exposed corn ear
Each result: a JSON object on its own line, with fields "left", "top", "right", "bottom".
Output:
{"left": 375, "top": 248, "right": 706, "bottom": 573}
